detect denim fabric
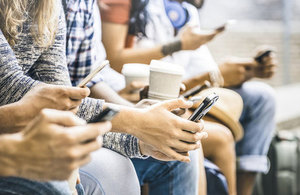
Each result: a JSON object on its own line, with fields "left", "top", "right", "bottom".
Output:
{"left": 0, "top": 177, "right": 71, "bottom": 195}
{"left": 80, "top": 148, "right": 140, "bottom": 195}
{"left": 233, "top": 81, "right": 276, "bottom": 173}
{"left": 76, "top": 183, "right": 85, "bottom": 195}
{"left": 131, "top": 150, "right": 199, "bottom": 195}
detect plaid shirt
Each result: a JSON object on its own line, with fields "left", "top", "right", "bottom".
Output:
{"left": 65, "top": 0, "right": 100, "bottom": 86}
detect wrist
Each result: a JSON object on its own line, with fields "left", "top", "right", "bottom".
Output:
{"left": 161, "top": 39, "right": 182, "bottom": 56}
{"left": 111, "top": 106, "right": 143, "bottom": 136}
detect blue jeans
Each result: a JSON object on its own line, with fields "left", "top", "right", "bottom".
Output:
{"left": 233, "top": 81, "right": 276, "bottom": 173}
{"left": 131, "top": 150, "right": 199, "bottom": 195}
{"left": 0, "top": 177, "right": 71, "bottom": 195}
{"left": 80, "top": 148, "right": 140, "bottom": 195}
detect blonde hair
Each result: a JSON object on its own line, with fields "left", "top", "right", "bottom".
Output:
{"left": 0, "top": 0, "right": 59, "bottom": 47}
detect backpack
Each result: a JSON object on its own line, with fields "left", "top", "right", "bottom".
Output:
{"left": 254, "top": 130, "right": 300, "bottom": 195}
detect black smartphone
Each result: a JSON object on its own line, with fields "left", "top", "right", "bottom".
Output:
{"left": 254, "top": 50, "right": 272, "bottom": 64}
{"left": 89, "top": 107, "right": 119, "bottom": 123}
{"left": 188, "top": 93, "right": 219, "bottom": 122}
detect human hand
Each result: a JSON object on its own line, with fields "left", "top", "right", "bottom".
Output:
{"left": 131, "top": 99, "right": 207, "bottom": 162}
{"left": 219, "top": 58, "right": 255, "bottom": 87}
{"left": 180, "top": 26, "right": 219, "bottom": 51}
{"left": 19, "top": 83, "right": 90, "bottom": 117}
{"left": 253, "top": 48, "right": 277, "bottom": 79}
{"left": 119, "top": 81, "right": 147, "bottom": 102}
{"left": 0, "top": 109, "right": 111, "bottom": 181}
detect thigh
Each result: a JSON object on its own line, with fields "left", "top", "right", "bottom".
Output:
{"left": 232, "top": 81, "right": 276, "bottom": 156}
{"left": 80, "top": 148, "right": 140, "bottom": 195}
{"left": 132, "top": 150, "right": 199, "bottom": 195}
{"left": 0, "top": 177, "right": 71, "bottom": 195}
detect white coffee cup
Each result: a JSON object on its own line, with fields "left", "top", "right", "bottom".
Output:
{"left": 121, "top": 63, "right": 150, "bottom": 86}
{"left": 148, "top": 60, "right": 184, "bottom": 100}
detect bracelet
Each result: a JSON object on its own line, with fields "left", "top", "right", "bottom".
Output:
{"left": 161, "top": 40, "right": 182, "bottom": 56}
{"left": 209, "top": 69, "right": 224, "bottom": 87}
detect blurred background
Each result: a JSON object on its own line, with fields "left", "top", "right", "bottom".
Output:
{"left": 199, "top": 0, "right": 300, "bottom": 87}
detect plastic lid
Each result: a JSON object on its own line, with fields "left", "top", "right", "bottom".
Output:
{"left": 121, "top": 63, "right": 150, "bottom": 77}
{"left": 150, "top": 60, "right": 184, "bottom": 75}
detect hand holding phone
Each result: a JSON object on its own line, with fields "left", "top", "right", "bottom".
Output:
{"left": 77, "top": 60, "right": 109, "bottom": 87}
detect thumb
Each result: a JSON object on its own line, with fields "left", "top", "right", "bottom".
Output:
{"left": 159, "top": 99, "right": 193, "bottom": 111}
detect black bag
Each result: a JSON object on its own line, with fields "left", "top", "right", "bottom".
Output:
{"left": 254, "top": 130, "right": 300, "bottom": 195}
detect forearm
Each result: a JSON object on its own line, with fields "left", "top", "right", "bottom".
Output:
{"left": 108, "top": 46, "right": 164, "bottom": 73}
{"left": 90, "top": 82, "right": 134, "bottom": 107}
{"left": 183, "top": 72, "right": 210, "bottom": 91}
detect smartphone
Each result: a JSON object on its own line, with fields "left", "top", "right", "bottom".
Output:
{"left": 89, "top": 107, "right": 119, "bottom": 123}
{"left": 188, "top": 93, "right": 219, "bottom": 122}
{"left": 254, "top": 50, "right": 272, "bottom": 64}
{"left": 77, "top": 60, "right": 109, "bottom": 87}
{"left": 182, "top": 81, "right": 211, "bottom": 99}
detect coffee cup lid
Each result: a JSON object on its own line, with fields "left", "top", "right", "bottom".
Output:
{"left": 150, "top": 60, "right": 184, "bottom": 75}
{"left": 122, "top": 63, "right": 150, "bottom": 77}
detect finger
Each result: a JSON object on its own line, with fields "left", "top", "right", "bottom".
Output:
{"left": 77, "top": 138, "right": 103, "bottom": 156}
{"left": 75, "top": 155, "right": 92, "bottom": 168}
{"left": 39, "top": 109, "right": 86, "bottom": 127}
{"left": 71, "top": 122, "right": 112, "bottom": 143}
{"left": 171, "top": 108, "right": 186, "bottom": 116}
{"left": 169, "top": 140, "right": 201, "bottom": 152}
{"left": 161, "top": 147, "right": 191, "bottom": 162}
{"left": 160, "top": 99, "right": 193, "bottom": 111}
{"left": 180, "top": 83, "right": 186, "bottom": 92}
{"left": 65, "top": 86, "right": 90, "bottom": 100}
{"left": 177, "top": 131, "right": 207, "bottom": 143}
{"left": 178, "top": 118, "right": 204, "bottom": 133}
{"left": 69, "top": 100, "right": 82, "bottom": 109}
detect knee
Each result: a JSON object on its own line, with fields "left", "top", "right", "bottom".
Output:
{"left": 80, "top": 148, "right": 140, "bottom": 195}
{"left": 207, "top": 123, "right": 235, "bottom": 149}
{"left": 244, "top": 82, "right": 276, "bottom": 114}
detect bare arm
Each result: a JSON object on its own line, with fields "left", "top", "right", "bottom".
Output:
{"left": 102, "top": 22, "right": 164, "bottom": 73}
{"left": 90, "top": 82, "right": 134, "bottom": 107}
{"left": 183, "top": 72, "right": 211, "bottom": 91}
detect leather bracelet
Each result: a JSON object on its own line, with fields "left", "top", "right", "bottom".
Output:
{"left": 161, "top": 40, "right": 182, "bottom": 56}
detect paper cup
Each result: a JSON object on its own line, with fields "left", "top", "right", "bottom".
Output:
{"left": 121, "top": 63, "right": 150, "bottom": 86}
{"left": 148, "top": 60, "right": 184, "bottom": 100}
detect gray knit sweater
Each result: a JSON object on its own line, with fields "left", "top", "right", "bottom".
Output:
{"left": 0, "top": 9, "right": 141, "bottom": 158}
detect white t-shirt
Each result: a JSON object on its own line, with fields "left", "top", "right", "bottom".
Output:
{"left": 136, "top": 0, "right": 219, "bottom": 80}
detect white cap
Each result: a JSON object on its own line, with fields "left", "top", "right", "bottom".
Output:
{"left": 121, "top": 63, "right": 150, "bottom": 77}
{"left": 150, "top": 60, "right": 184, "bottom": 75}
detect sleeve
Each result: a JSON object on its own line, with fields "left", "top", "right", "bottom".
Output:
{"left": 100, "top": 0, "right": 131, "bottom": 24}
{"left": 103, "top": 133, "right": 146, "bottom": 158}
{"left": 0, "top": 30, "right": 40, "bottom": 106}
{"left": 29, "top": 9, "right": 72, "bottom": 86}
